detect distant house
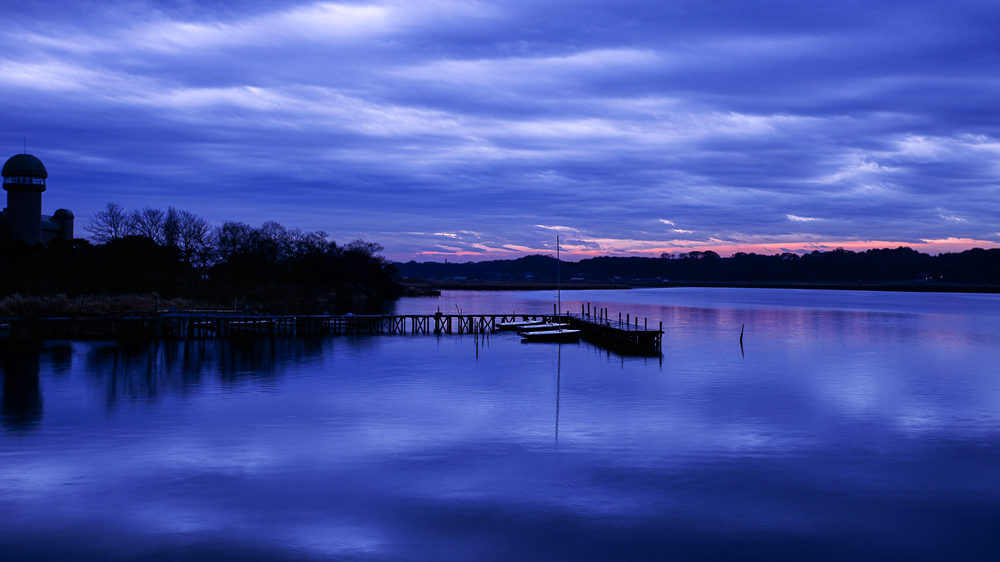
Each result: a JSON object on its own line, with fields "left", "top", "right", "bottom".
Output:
{"left": 0, "top": 153, "right": 74, "bottom": 244}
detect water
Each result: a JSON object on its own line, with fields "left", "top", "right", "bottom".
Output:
{"left": 2, "top": 288, "right": 1000, "bottom": 560}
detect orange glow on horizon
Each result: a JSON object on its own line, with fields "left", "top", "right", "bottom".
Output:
{"left": 402, "top": 237, "right": 1000, "bottom": 262}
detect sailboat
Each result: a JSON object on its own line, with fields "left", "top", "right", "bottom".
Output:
{"left": 516, "top": 322, "right": 570, "bottom": 333}
{"left": 521, "top": 235, "right": 581, "bottom": 344}
{"left": 498, "top": 319, "right": 546, "bottom": 331}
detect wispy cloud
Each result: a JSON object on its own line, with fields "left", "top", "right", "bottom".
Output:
{"left": 3, "top": 0, "right": 999, "bottom": 260}
{"left": 535, "top": 225, "right": 580, "bottom": 233}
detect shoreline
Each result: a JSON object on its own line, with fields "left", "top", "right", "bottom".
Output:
{"left": 655, "top": 281, "right": 1000, "bottom": 293}
{"left": 402, "top": 279, "right": 1000, "bottom": 294}
{"left": 401, "top": 280, "right": 630, "bottom": 292}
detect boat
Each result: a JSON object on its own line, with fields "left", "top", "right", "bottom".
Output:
{"left": 520, "top": 236, "right": 578, "bottom": 344}
{"left": 521, "top": 329, "right": 580, "bottom": 343}
{"left": 516, "top": 323, "right": 569, "bottom": 333}
{"left": 498, "top": 320, "right": 545, "bottom": 331}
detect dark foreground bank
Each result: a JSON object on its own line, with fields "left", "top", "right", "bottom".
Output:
{"left": 1, "top": 229, "right": 401, "bottom": 316}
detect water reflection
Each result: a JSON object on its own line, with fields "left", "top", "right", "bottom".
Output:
{"left": 555, "top": 345, "right": 561, "bottom": 443}
{"left": 3, "top": 290, "right": 1000, "bottom": 559}
{"left": 0, "top": 343, "right": 42, "bottom": 430}
{"left": 72, "top": 338, "right": 336, "bottom": 406}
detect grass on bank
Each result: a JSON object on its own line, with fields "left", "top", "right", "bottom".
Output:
{"left": 0, "top": 293, "right": 198, "bottom": 318}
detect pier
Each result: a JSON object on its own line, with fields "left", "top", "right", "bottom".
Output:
{"left": 1, "top": 307, "right": 663, "bottom": 355}
{"left": 567, "top": 303, "right": 664, "bottom": 356}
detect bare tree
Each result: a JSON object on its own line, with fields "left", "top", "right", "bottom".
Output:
{"left": 162, "top": 207, "right": 181, "bottom": 249}
{"left": 345, "top": 239, "right": 385, "bottom": 258}
{"left": 290, "top": 229, "right": 331, "bottom": 260}
{"left": 129, "top": 207, "right": 165, "bottom": 242}
{"left": 211, "top": 221, "right": 258, "bottom": 262}
{"left": 177, "top": 210, "right": 212, "bottom": 268}
{"left": 258, "top": 221, "right": 291, "bottom": 264}
{"left": 85, "top": 202, "right": 130, "bottom": 243}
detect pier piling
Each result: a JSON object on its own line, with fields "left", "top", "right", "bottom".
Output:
{"left": 2, "top": 309, "right": 663, "bottom": 355}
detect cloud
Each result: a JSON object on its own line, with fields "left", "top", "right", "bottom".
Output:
{"left": 535, "top": 225, "right": 580, "bottom": 233}
{"left": 2, "top": 0, "right": 1000, "bottom": 260}
{"left": 134, "top": 3, "right": 394, "bottom": 51}
{"left": 390, "top": 48, "right": 663, "bottom": 89}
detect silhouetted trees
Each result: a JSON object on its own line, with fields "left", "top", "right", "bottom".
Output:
{"left": 2, "top": 203, "right": 400, "bottom": 311}
{"left": 84, "top": 202, "right": 130, "bottom": 242}
{"left": 396, "top": 246, "right": 1000, "bottom": 286}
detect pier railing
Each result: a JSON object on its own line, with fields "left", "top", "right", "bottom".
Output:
{"left": 1, "top": 309, "right": 663, "bottom": 355}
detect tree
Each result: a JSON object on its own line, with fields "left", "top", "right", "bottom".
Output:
{"left": 258, "top": 221, "right": 291, "bottom": 264}
{"left": 85, "top": 202, "right": 130, "bottom": 243}
{"left": 162, "top": 207, "right": 181, "bottom": 249}
{"left": 129, "top": 207, "right": 165, "bottom": 243}
{"left": 174, "top": 209, "right": 212, "bottom": 275}
{"left": 344, "top": 239, "right": 385, "bottom": 260}
{"left": 211, "top": 221, "right": 258, "bottom": 262}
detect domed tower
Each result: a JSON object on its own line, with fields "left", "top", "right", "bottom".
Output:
{"left": 2, "top": 154, "right": 48, "bottom": 245}
{"left": 52, "top": 208, "right": 74, "bottom": 243}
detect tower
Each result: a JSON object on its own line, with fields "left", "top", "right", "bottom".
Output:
{"left": 52, "top": 208, "right": 74, "bottom": 243}
{"left": 2, "top": 154, "right": 48, "bottom": 245}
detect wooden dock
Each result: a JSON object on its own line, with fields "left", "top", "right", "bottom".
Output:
{"left": 0, "top": 308, "right": 664, "bottom": 355}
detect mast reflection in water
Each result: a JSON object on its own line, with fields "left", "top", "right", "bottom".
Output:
{"left": 2, "top": 288, "right": 1000, "bottom": 560}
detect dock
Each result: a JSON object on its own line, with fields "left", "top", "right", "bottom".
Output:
{"left": 566, "top": 304, "right": 664, "bottom": 356}
{"left": 0, "top": 306, "right": 664, "bottom": 355}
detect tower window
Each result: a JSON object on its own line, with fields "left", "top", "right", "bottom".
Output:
{"left": 2, "top": 177, "right": 46, "bottom": 185}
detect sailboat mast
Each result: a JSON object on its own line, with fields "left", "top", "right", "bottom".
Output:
{"left": 557, "top": 235, "right": 561, "bottom": 318}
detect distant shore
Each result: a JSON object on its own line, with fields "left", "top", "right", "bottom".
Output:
{"left": 401, "top": 280, "right": 630, "bottom": 293}
{"left": 401, "top": 279, "right": 1000, "bottom": 294}
{"left": 655, "top": 281, "right": 1000, "bottom": 293}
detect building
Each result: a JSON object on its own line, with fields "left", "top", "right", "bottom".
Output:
{"left": 1, "top": 153, "right": 74, "bottom": 245}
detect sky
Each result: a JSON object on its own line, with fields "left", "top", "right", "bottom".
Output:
{"left": 2, "top": 0, "right": 999, "bottom": 261}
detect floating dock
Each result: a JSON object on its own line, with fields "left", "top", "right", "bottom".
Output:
{"left": 1, "top": 307, "right": 663, "bottom": 356}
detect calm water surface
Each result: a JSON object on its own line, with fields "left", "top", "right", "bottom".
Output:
{"left": 2, "top": 288, "right": 1000, "bottom": 560}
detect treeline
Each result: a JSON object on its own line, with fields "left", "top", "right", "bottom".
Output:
{"left": 1, "top": 203, "right": 400, "bottom": 312}
{"left": 396, "top": 247, "right": 1000, "bottom": 285}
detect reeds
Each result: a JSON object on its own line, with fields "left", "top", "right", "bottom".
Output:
{"left": 0, "top": 293, "right": 196, "bottom": 318}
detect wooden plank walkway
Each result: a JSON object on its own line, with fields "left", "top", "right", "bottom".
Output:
{"left": 1, "top": 310, "right": 664, "bottom": 355}
{"left": 566, "top": 310, "right": 663, "bottom": 357}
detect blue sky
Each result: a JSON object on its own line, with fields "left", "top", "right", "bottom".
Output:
{"left": 3, "top": 0, "right": 999, "bottom": 260}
